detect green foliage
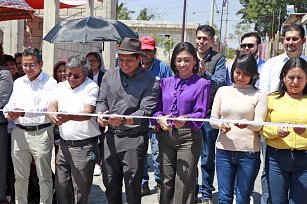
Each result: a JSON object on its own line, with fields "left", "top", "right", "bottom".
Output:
{"left": 137, "top": 8, "right": 155, "bottom": 21}
{"left": 225, "top": 47, "right": 236, "bottom": 59}
{"left": 117, "top": 2, "right": 135, "bottom": 20}
{"left": 228, "top": 23, "right": 252, "bottom": 46}
{"left": 163, "top": 38, "right": 175, "bottom": 53}
{"left": 238, "top": 0, "right": 307, "bottom": 38}
{"left": 153, "top": 35, "right": 175, "bottom": 61}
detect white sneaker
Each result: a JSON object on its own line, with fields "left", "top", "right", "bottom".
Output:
{"left": 93, "top": 164, "right": 101, "bottom": 176}
{"left": 250, "top": 195, "right": 254, "bottom": 204}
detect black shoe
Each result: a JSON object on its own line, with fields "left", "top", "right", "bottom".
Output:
{"left": 141, "top": 185, "right": 150, "bottom": 196}
{"left": 156, "top": 182, "right": 161, "bottom": 202}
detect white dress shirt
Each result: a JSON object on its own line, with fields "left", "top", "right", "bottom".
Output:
{"left": 51, "top": 78, "right": 101, "bottom": 140}
{"left": 259, "top": 53, "right": 307, "bottom": 94}
{"left": 4, "top": 70, "right": 57, "bottom": 126}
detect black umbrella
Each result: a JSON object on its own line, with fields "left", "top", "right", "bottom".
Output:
{"left": 43, "top": 16, "right": 138, "bottom": 44}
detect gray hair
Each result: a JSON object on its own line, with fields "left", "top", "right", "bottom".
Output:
{"left": 65, "top": 56, "right": 90, "bottom": 76}
{"left": 23, "top": 48, "right": 42, "bottom": 63}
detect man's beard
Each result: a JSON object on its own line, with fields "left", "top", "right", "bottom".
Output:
{"left": 243, "top": 49, "right": 258, "bottom": 58}
{"left": 286, "top": 45, "right": 296, "bottom": 53}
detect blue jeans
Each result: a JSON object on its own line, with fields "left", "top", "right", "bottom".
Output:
{"left": 216, "top": 149, "right": 260, "bottom": 204}
{"left": 142, "top": 128, "right": 160, "bottom": 187}
{"left": 265, "top": 145, "right": 307, "bottom": 204}
{"left": 199, "top": 122, "right": 219, "bottom": 200}
{"left": 260, "top": 137, "right": 271, "bottom": 204}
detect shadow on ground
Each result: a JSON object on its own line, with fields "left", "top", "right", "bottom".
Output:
{"left": 195, "top": 191, "right": 261, "bottom": 204}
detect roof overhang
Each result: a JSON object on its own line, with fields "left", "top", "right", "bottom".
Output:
{"left": 283, "top": 13, "right": 306, "bottom": 26}
{"left": 25, "top": 0, "right": 86, "bottom": 9}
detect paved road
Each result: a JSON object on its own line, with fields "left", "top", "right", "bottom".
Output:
{"left": 89, "top": 152, "right": 263, "bottom": 204}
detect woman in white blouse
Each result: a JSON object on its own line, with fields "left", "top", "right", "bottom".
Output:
{"left": 210, "top": 54, "right": 268, "bottom": 204}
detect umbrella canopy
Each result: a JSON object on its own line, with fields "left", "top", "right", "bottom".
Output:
{"left": 0, "top": 0, "right": 35, "bottom": 21}
{"left": 26, "top": 0, "right": 86, "bottom": 9}
{"left": 43, "top": 16, "right": 138, "bottom": 44}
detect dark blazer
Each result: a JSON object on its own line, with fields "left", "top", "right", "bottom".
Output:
{"left": 88, "top": 70, "right": 105, "bottom": 88}
{"left": 0, "top": 68, "right": 13, "bottom": 123}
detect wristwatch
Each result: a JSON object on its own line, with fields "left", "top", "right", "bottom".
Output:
{"left": 120, "top": 117, "right": 127, "bottom": 126}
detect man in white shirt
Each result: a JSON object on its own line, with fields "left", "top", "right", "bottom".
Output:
{"left": 4, "top": 48, "right": 57, "bottom": 204}
{"left": 259, "top": 24, "right": 307, "bottom": 94}
{"left": 48, "top": 56, "right": 100, "bottom": 204}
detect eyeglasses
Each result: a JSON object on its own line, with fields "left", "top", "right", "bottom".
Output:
{"left": 22, "top": 63, "right": 38, "bottom": 69}
{"left": 285, "top": 37, "right": 299, "bottom": 42}
{"left": 65, "top": 73, "right": 82, "bottom": 79}
{"left": 240, "top": 43, "right": 256, "bottom": 49}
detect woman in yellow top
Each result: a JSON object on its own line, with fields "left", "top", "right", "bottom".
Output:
{"left": 261, "top": 57, "right": 307, "bottom": 204}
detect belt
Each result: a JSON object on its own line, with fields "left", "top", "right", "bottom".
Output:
{"left": 16, "top": 123, "right": 52, "bottom": 131}
{"left": 109, "top": 128, "right": 145, "bottom": 137}
{"left": 267, "top": 145, "right": 307, "bottom": 153}
{"left": 60, "top": 136, "right": 98, "bottom": 148}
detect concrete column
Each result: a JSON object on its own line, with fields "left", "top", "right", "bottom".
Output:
{"left": 42, "top": 0, "right": 59, "bottom": 75}
{"left": 1, "top": 20, "right": 24, "bottom": 55}
{"left": 86, "top": 0, "right": 94, "bottom": 16}
{"left": 102, "top": 0, "right": 117, "bottom": 69}
{"left": 17, "top": 20, "right": 25, "bottom": 52}
{"left": 1, "top": 21, "right": 13, "bottom": 55}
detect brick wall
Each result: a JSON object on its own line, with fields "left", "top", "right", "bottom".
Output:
{"left": 24, "top": 16, "right": 43, "bottom": 49}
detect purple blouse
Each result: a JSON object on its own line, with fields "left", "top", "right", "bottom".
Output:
{"left": 153, "top": 74, "right": 211, "bottom": 131}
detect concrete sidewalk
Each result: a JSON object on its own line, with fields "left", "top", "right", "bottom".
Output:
{"left": 89, "top": 153, "right": 263, "bottom": 204}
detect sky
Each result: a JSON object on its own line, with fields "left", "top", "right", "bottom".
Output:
{"left": 118, "top": 0, "right": 246, "bottom": 48}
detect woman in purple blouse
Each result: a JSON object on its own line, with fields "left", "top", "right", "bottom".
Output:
{"left": 153, "top": 42, "right": 211, "bottom": 204}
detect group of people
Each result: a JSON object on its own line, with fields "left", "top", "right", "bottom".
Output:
{"left": 0, "top": 23, "right": 306, "bottom": 204}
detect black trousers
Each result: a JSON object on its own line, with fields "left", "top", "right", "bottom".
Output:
{"left": 102, "top": 131, "right": 148, "bottom": 204}
{"left": 0, "top": 124, "right": 8, "bottom": 201}
{"left": 55, "top": 138, "right": 98, "bottom": 204}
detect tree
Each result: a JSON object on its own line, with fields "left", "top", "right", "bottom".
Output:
{"left": 152, "top": 35, "right": 175, "bottom": 62}
{"left": 238, "top": 0, "right": 307, "bottom": 39}
{"left": 228, "top": 23, "right": 252, "bottom": 46}
{"left": 137, "top": 8, "right": 155, "bottom": 21}
{"left": 117, "top": 2, "right": 135, "bottom": 20}
{"left": 225, "top": 47, "right": 237, "bottom": 59}
{"left": 163, "top": 38, "right": 175, "bottom": 62}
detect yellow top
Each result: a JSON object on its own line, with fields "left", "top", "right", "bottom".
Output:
{"left": 261, "top": 93, "right": 307, "bottom": 150}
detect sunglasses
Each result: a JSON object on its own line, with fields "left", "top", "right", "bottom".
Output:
{"left": 240, "top": 43, "right": 256, "bottom": 49}
{"left": 285, "top": 37, "right": 299, "bottom": 42}
{"left": 65, "top": 73, "right": 82, "bottom": 79}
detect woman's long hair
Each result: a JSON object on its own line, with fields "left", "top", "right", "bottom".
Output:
{"left": 276, "top": 57, "right": 307, "bottom": 98}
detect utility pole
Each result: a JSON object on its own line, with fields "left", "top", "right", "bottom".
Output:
{"left": 219, "top": 0, "right": 225, "bottom": 52}
{"left": 209, "top": 0, "right": 214, "bottom": 26}
{"left": 181, "top": 0, "right": 187, "bottom": 42}
{"left": 102, "top": 0, "right": 117, "bottom": 69}
{"left": 86, "top": 0, "right": 94, "bottom": 16}
{"left": 224, "top": 0, "right": 229, "bottom": 57}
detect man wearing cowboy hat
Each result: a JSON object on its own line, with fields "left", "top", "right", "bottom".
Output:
{"left": 96, "top": 37, "right": 160, "bottom": 204}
